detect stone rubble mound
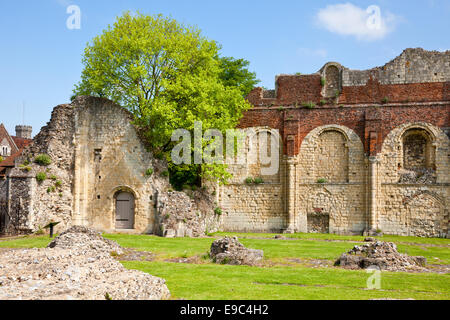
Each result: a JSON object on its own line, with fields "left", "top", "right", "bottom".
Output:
{"left": 0, "top": 226, "right": 170, "bottom": 300}
{"left": 210, "top": 236, "right": 263, "bottom": 266}
{"left": 335, "top": 240, "right": 427, "bottom": 272}
{"left": 47, "top": 225, "right": 124, "bottom": 255}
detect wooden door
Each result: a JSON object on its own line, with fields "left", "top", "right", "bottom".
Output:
{"left": 115, "top": 192, "right": 135, "bottom": 229}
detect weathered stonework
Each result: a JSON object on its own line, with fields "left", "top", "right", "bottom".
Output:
{"left": 219, "top": 48, "right": 449, "bottom": 238}
{"left": 0, "top": 48, "right": 448, "bottom": 238}
{"left": 0, "top": 97, "right": 218, "bottom": 236}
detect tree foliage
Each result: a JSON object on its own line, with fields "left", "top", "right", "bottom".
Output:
{"left": 73, "top": 12, "right": 258, "bottom": 186}
{"left": 217, "top": 56, "right": 260, "bottom": 96}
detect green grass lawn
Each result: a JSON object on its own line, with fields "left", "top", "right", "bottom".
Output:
{"left": 0, "top": 235, "right": 51, "bottom": 248}
{"left": 122, "top": 261, "right": 449, "bottom": 300}
{"left": 1, "top": 232, "right": 448, "bottom": 300}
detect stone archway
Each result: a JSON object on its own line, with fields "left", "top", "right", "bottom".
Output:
{"left": 114, "top": 191, "right": 135, "bottom": 229}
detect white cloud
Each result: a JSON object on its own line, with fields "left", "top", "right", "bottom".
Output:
{"left": 316, "top": 3, "right": 399, "bottom": 41}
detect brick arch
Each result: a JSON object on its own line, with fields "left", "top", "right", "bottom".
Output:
{"left": 298, "top": 124, "right": 365, "bottom": 184}
{"left": 380, "top": 122, "right": 450, "bottom": 184}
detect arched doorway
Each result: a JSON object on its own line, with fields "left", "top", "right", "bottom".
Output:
{"left": 115, "top": 191, "right": 135, "bottom": 229}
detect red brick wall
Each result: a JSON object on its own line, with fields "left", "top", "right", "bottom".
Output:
{"left": 238, "top": 104, "right": 450, "bottom": 156}
{"left": 340, "top": 78, "right": 448, "bottom": 104}
{"left": 247, "top": 75, "right": 323, "bottom": 106}
{"left": 243, "top": 75, "right": 449, "bottom": 156}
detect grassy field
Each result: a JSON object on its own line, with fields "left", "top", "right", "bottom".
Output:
{"left": 1, "top": 232, "right": 449, "bottom": 300}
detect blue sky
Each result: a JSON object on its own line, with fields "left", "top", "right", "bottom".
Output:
{"left": 0, "top": 0, "right": 449, "bottom": 136}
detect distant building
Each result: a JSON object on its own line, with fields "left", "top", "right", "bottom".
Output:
{"left": 0, "top": 124, "right": 33, "bottom": 176}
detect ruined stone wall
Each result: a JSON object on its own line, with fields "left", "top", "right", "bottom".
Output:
{"left": 296, "top": 185, "right": 367, "bottom": 234}
{"left": 224, "top": 51, "right": 449, "bottom": 237}
{"left": 0, "top": 179, "right": 6, "bottom": 202}
{"left": 376, "top": 122, "right": 450, "bottom": 237}
{"left": 221, "top": 120, "right": 448, "bottom": 237}
{"left": 156, "top": 190, "right": 222, "bottom": 237}
{"left": 378, "top": 185, "right": 448, "bottom": 237}
{"left": 219, "top": 183, "right": 286, "bottom": 232}
{"left": 6, "top": 103, "right": 77, "bottom": 234}
{"left": 247, "top": 49, "right": 449, "bottom": 107}
{"left": 218, "top": 127, "right": 286, "bottom": 232}
{"left": 70, "top": 97, "right": 164, "bottom": 233}
{"left": 1, "top": 96, "right": 217, "bottom": 236}
{"left": 293, "top": 125, "right": 367, "bottom": 234}
{"left": 342, "top": 48, "right": 450, "bottom": 86}
{"left": 0, "top": 179, "right": 6, "bottom": 233}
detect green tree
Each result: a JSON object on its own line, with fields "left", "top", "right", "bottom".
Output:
{"left": 73, "top": 12, "right": 255, "bottom": 186}
{"left": 217, "top": 56, "right": 260, "bottom": 96}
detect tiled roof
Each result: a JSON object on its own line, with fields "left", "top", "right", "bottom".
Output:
{"left": 11, "top": 136, "right": 32, "bottom": 149}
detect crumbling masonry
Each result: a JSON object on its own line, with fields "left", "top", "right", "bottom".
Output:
{"left": 0, "top": 97, "right": 220, "bottom": 236}
{"left": 0, "top": 48, "right": 449, "bottom": 237}
{"left": 218, "top": 48, "right": 449, "bottom": 237}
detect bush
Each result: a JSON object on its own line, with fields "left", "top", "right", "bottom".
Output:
{"left": 382, "top": 97, "right": 389, "bottom": 104}
{"left": 245, "top": 177, "right": 254, "bottom": 184}
{"left": 0, "top": 156, "right": 3, "bottom": 162}
{"left": 319, "top": 100, "right": 327, "bottom": 106}
{"left": 214, "top": 207, "right": 222, "bottom": 216}
{"left": 145, "top": 168, "right": 154, "bottom": 176}
{"left": 34, "top": 154, "right": 51, "bottom": 166}
{"left": 19, "top": 164, "right": 32, "bottom": 172}
{"left": 36, "top": 172, "right": 47, "bottom": 183}
{"left": 161, "top": 170, "right": 169, "bottom": 177}
{"left": 46, "top": 186, "right": 55, "bottom": 193}
{"left": 302, "top": 102, "right": 316, "bottom": 109}
{"left": 55, "top": 180, "right": 62, "bottom": 187}
{"left": 317, "top": 178, "right": 327, "bottom": 184}
{"left": 50, "top": 175, "right": 57, "bottom": 181}
{"left": 321, "top": 77, "right": 326, "bottom": 86}
{"left": 154, "top": 152, "right": 164, "bottom": 160}
{"left": 253, "top": 177, "right": 264, "bottom": 184}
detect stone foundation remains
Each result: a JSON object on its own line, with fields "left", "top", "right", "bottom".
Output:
{"left": 0, "top": 226, "right": 170, "bottom": 300}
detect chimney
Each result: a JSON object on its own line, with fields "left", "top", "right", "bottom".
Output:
{"left": 15, "top": 125, "right": 32, "bottom": 139}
